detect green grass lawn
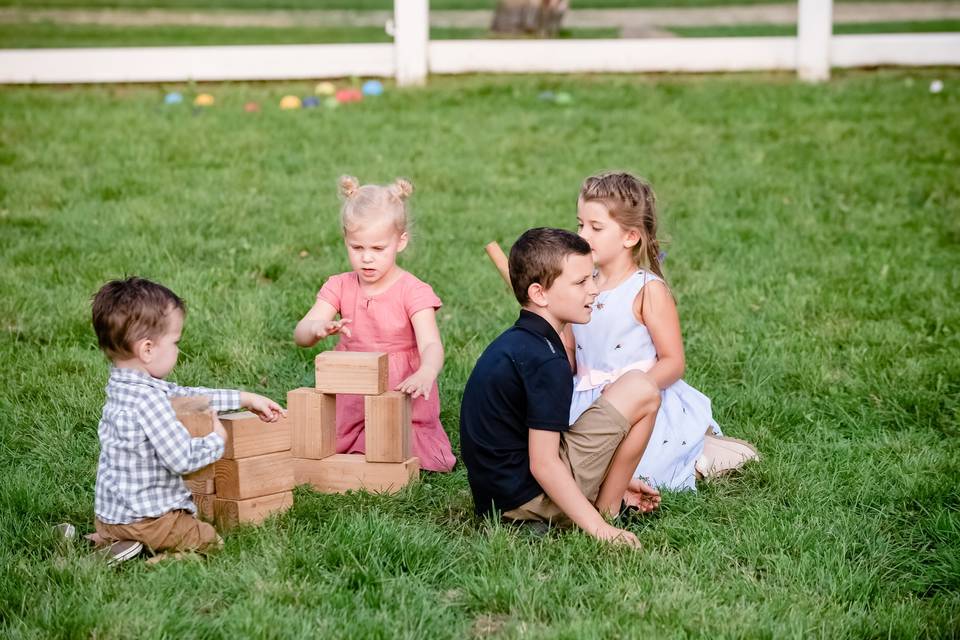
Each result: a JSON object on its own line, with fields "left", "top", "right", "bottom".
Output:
{"left": 0, "top": 23, "right": 617, "bottom": 47}
{"left": 0, "top": 0, "right": 940, "bottom": 10}
{"left": 1, "top": 19, "right": 953, "bottom": 48}
{"left": 672, "top": 18, "right": 960, "bottom": 37}
{"left": 1, "top": 70, "right": 958, "bottom": 637}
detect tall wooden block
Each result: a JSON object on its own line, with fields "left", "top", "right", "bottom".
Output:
{"left": 214, "top": 491, "right": 293, "bottom": 531}
{"left": 219, "top": 411, "right": 292, "bottom": 459}
{"left": 288, "top": 388, "right": 336, "bottom": 460}
{"left": 364, "top": 392, "right": 411, "bottom": 463}
{"left": 192, "top": 493, "right": 215, "bottom": 522}
{"left": 293, "top": 454, "right": 419, "bottom": 494}
{"left": 315, "top": 351, "right": 388, "bottom": 395}
{"left": 215, "top": 451, "right": 294, "bottom": 500}
{"left": 171, "top": 395, "right": 214, "bottom": 437}
{"left": 184, "top": 477, "right": 215, "bottom": 495}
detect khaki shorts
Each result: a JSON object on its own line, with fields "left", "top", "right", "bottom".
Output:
{"left": 95, "top": 509, "right": 222, "bottom": 553}
{"left": 503, "top": 396, "right": 630, "bottom": 526}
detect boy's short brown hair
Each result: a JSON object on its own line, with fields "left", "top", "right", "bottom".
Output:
{"left": 508, "top": 228, "right": 592, "bottom": 306}
{"left": 92, "top": 277, "right": 185, "bottom": 360}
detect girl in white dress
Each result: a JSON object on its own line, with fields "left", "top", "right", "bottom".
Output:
{"left": 568, "top": 172, "right": 757, "bottom": 491}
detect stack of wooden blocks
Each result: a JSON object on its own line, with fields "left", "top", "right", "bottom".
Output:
{"left": 290, "top": 351, "right": 420, "bottom": 493}
{"left": 173, "top": 398, "right": 295, "bottom": 531}
{"left": 170, "top": 351, "right": 418, "bottom": 533}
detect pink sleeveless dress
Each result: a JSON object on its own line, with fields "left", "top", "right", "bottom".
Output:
{"left": 317, "top": 271, "right": 456, "bottom": 472}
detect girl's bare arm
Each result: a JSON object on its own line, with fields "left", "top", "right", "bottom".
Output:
{"left": 633, "top": 280, "right": 685, "bottom": 390}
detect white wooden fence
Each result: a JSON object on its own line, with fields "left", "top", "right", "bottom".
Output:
{"left": 1, "top": 0, "right": 958, "bottom": 85}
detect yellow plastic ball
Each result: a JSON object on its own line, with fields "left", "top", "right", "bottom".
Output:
{"left": 314, "top": 81, "right": 336, "bottom": 96}
{"left": 279, "top": 95, "right": 302, "bottom": 110}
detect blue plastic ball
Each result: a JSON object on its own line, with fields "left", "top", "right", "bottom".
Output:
{"left": 361, "top": 80, "right": 384, "bottom": 97}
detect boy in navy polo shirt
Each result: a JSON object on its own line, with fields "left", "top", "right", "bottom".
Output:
{"left": 460, "top": 228, "right": 662, "bottom": 546}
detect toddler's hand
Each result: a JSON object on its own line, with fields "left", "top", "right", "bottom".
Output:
{"left": 592, "top": 523, "right": 642, "bottom": 549}
{"left": 313, "top": 319, "right": 352, "bottom": 340}
{"left": 211, "top": 413, "right": 227, "bottom": 441}
{"left": 240, "top": 392, "right": 287, "bottom": 422}
{"left": 396, "top": 369, "right": 435, "bottom": 400}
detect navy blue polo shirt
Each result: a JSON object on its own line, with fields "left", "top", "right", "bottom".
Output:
{"left": 459, "top": 309, "right": 573, "bottom": 517}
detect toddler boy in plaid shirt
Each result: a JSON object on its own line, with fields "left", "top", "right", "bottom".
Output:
{"left": 90, "top": 277, "right": 285, "bottom": 561}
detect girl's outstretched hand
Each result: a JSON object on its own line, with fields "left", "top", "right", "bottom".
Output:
{"left": 396, "top": 369, "right": 434, "bottom": 400}
{"left": 313, "top": 318, "right": 352, "bottom": 340}
{"left": 240, "top": 392, "right": 287, "bottom": 423}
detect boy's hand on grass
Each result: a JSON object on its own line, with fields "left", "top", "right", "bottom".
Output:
{"left": 240, "top": 392, "right": 287, "bottom": 422}
{"left": 396, "top": 369, "right": 434, "bottom": 400}
{"left": 314, "top": 319, "right": 352, "bottom": 340}
{"left": 592, "top": 523, "right": 642, "bottom": 549}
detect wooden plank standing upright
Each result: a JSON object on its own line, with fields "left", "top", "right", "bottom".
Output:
{"left": 288, "top": 388, "right": 336, "bottom": 460}
{"left": 364, "top": 392, "right": 412, "bottom": 463}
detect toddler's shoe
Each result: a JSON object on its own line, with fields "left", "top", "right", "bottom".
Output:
{"left": 696, "top": 434, "right": 760, "bottom": 479}
{"left": 104, "top": 540, "right": 143, "bottom": 566}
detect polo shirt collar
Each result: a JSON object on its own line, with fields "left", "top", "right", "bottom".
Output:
{"left": 515, "top": 309, "right": 565, "bottom": 355}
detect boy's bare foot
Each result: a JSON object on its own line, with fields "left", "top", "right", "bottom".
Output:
{"left": 623, "top": 478, "right": 661, "bottom": 513}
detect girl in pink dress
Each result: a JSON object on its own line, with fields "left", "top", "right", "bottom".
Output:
{"left": 294, "top": 176, "right": 456, "bottom": 472}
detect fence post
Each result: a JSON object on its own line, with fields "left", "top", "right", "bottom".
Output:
{"left": 797, "top": 0, "right": 833, "bottom": 81}
{"left": 394, "top": 0, "right": 429, "bottom": 86}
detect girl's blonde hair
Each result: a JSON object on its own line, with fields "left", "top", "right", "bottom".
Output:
{"left": 579, "top": 171, "right": 663, "bottom": 279}
{"left": 338, "top": 175, "right": 413, "bottom": 234}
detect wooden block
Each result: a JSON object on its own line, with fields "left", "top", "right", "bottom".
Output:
{"left": 214, "top": 491, "right": 293, "bottom": 531}
{"left": 219, "top": 411, "right": 291, "bottom": 459}
{"left": 364, "top": 392, "right": 411, "bottom": 463}
{"left": 184, "top": 464, "right": 214, "bottom": 482}
{"left": 288, "top": 388, "right": 336, "bottom": 460}
{"left": 192, "top": 493, "right": 215, "bottom": 522}
{"left": 293, "top": 454, "right": 419, "bottom": 495}
{"left": 315, "top": 351, "right": 388, "bottom": 395}
{"left": 214, "top": 451, "right": 294, "bottom": 500}
{"left": 184, "top": 477, "right": 216, "bottom": 495}
{"left": 171, "top": 395, "right": 214, "bottom": 437}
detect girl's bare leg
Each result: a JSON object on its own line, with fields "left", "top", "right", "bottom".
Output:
{"left": 594, "top": 371, "right": 661, "bottom": 517}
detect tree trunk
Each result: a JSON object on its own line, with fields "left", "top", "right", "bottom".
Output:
{"left": 491, "top": 0, "right": 568, "bottom": 38}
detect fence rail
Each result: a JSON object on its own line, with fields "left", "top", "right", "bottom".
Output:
{"left": 1, "top": 0, "right": 958, "bottom": 85}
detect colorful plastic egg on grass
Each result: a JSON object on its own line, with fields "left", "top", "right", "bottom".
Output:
{"left": 280, "top": 95, "right": 302, "bottom": 110}
{"left": 314, "top": 81, "right": 336, "bottom": 96}
{"left": 244, "top": 101, "right": 260, "bottom": 112}
{"left": 335, "top": 88, "right": 363, "bottom": 104}
{"left": 164, "top": 92, "right": 183, "bottom": 105}
{"left": 361, "top": 80, "right": 384, "bottom": 96}
{"left": 302, "top": 96, "right": 320, "bottom": 108}
{"left": 194, "top": 93, "right": 215, "bottom": 107}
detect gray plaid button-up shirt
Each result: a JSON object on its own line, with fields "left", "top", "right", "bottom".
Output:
{"left": 94, "top": 367, "right": 240, "bottom": 524}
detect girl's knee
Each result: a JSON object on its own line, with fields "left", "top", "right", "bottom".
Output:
{"left": 603, "top": 371, "right": 660, "bottom": 423}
